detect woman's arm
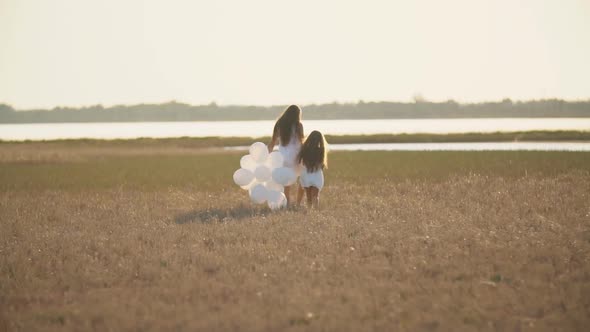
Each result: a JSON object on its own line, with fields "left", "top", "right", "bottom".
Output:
{"left": 268, "top": 123, "right": 279, "bottom": 152}
{"left": 298, "top": 123, "right": 304, "bottom": 142}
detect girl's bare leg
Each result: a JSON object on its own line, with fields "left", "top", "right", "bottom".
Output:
{"left": 305, "top": 187, "right": 313, "bottom": 207}
{"left": 310, "top": 187, "right": 320, "bottom": 209}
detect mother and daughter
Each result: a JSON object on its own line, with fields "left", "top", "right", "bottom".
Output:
{"left": 267, "top": 105, "right": 328, "bottom": 209}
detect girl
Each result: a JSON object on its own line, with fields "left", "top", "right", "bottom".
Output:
{"left": 268, "top": 105, "right": 304, "bottom": 205}
{"left": 296, "top": 130, "right": 328, "bottom": 209}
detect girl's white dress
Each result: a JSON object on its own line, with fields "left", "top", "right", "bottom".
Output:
{"left": 300, "top": 166, "right": 324, "bottom": 190}
{"left": 278, "top": 127, "right": 302, "bottom": 175}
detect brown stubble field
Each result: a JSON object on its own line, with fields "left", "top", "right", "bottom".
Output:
{"left": 0, "top": 142, "right": 589, "bottom": 331}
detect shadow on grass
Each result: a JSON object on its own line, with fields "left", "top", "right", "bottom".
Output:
{"left": 175, "top": 204, "right": 271, "bottom": 224}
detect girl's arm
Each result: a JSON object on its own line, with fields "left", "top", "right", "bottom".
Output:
{"left": 268, "top": 123, "right": 279, "bottom": 152}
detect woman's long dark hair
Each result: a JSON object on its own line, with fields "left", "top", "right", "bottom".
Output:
{"left": 273, "top": 105, "right": 303, "bottom": 146}
{"left": 297, "top": 130, "right": 328, "bottom": 172}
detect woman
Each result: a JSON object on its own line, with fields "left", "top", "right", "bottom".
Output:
{"left": 268, "top": 105, "right": 305, "bottom": 205}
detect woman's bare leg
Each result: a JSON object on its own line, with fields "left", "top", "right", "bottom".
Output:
{"left": 284, "top": 185, "right": 291, "bottom": 205}
{"left": 296, "top": 184, "right": 304, "bottom": 206}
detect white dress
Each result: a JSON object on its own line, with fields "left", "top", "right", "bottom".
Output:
{"left": 299, "top": 166, "right": 324, "bottom": 190}
{"left": 278, "top": 127, "right": 302, "bottom": 175}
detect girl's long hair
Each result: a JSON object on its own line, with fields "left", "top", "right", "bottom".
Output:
{"left": 273, "top": 105, "right": 303, "bottom": 146}
{"left": 297, "top": 130, "right": 328, "bottom": 172}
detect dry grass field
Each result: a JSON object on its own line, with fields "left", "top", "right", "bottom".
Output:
{"left": 1, "top": 142, "right": 589, "bottom": 331}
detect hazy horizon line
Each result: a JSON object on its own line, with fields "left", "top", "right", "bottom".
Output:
{"left": 4, "top": 97, "right": 590, "bottom": 112}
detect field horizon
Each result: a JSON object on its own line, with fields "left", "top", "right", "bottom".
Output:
{"left": 2, "top": 99, "right": 590, "bottom": 123}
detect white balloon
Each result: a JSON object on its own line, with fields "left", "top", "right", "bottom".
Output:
{"left": 233, "top": 168, "right": 254, "bottom": 187}
{"left": 249, "top": 183, "right": 268, "bottom": 204}
{"left": 278, "top": 192, "right": 287, "bottom": 208}
{"left": 241, "top": 179, "right": 259, "bottom": 190}
{"left": 266, "top": 151, "right": 284, "bottom": 169}
{"left": 272, "top": 167, "right": 297, "bottom": 186}
{"left": 267, "top": 191, "right": 287, "bottom": 210}
{"left": 254, "top": 165, "right": 272, "bottom": 182}
{"left": 267, "top": 190, "right": 282, "bottom": 204}
{"left": 249, "top": 142, "right": 269, "bottom": 163}
{"left": 240, "top": 155, "right": 257, "bottom": 172}
{"left": 264, "top": 180, "right": 284, "bottom": 193}
{"left": 234, "top": 143, "right": 290, "bottom": 205}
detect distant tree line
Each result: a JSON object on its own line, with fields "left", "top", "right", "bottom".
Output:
{"left": 0, "top": 99, "right": 589, "bottom": 123}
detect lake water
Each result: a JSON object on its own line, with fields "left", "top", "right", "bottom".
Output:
{"left": 225, "top": 142, "right": 590, "bottom": 152}
{"left": 324, "top": 142, "right": 590, "bottom": 151}
{"left": 0, "top": 118, "right": 589, "bottom": 141}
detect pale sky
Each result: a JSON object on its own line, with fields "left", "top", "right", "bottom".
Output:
{"left": 1, "top": 0, "right": 589, "bottom": 109}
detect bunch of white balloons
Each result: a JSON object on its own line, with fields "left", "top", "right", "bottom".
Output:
{"left": 233, "top": 142, "right": 298, "bottom": 210}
